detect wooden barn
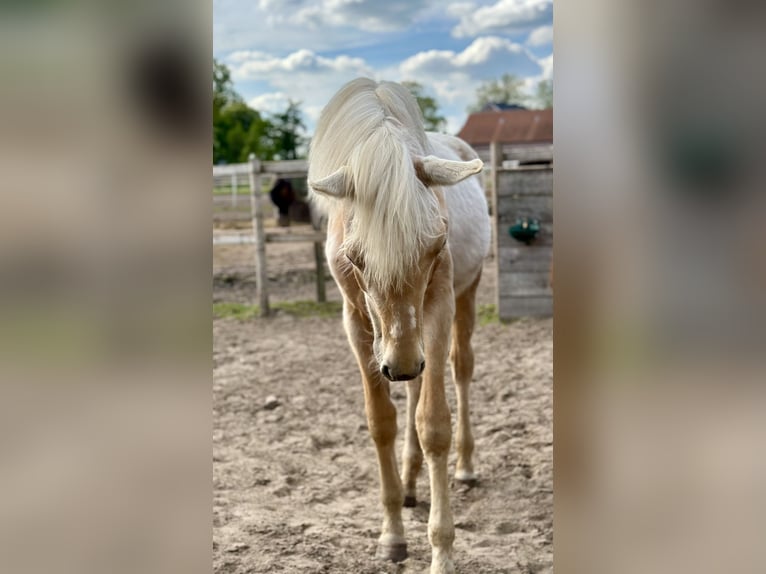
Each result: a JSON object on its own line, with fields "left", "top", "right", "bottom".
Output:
{"left": 457, "top": 107, "right": 553, "bottom": 166}
{"left": 457, "top": 107, "right": 553, "bottom": 320}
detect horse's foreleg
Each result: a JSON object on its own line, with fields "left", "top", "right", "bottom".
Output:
{"left": 418, "top": 290, "right": 456, "bottom": 574}
{"left": 343, "top": 303, "right": 407, "bottom": 563}
{"left": 401, "top": 376, "right": 423, "bottom": 507}
{"left": 450, "top": 272, "right": 481, "bottom": 485}
{"left": 364, "top": 381, "right": 407, "bottom": 562}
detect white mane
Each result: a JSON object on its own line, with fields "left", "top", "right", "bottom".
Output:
{"left": 308, "top": 78, "right": 443, "bottom": 291}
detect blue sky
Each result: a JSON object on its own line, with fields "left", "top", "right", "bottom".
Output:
{"left": 213, "top": 0, "right": 553, "bottom": 135}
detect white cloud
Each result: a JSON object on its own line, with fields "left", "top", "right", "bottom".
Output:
{"left": 294, "top": 0, "right": 434, "bottom": 32}
{"left": 216, "top": 0, "right": 552, "bottom": 140}
{"left": 539, "top": 53, "right": 553, "bottom": 80}
{"left": 446, "top": 2, "right": 475, "bottom": 19}
{"left": 450, "top": 0, "right": 552, "bottom": 38}
{"left": 398, "top": 37, "right": 550, "bottom": 124}
{"left": 215, "top": 0, "right": 430, "bottom": 54}
{"left": 520, "top": 52, "right": 552, "bottom": 102}
{"left": 229, "top": 49, "right": 372, "bottom": 79}
{"left": 248, "top": 92, "right": 291, "bottom": 114}
{"left": 226, "top": 49, "right": 376, "bottom": 130}
{"left": 526, "top": 24, "right": 552, "bottom": 47}
{"left": 224, "top": 41, "right": 551, "bottom": 137}
{"left": 400, "top": 36, "right": 541, "bottom": 85}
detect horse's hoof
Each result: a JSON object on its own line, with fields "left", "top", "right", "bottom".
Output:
{"left": 429, "top": 550, "right": 456, "bottom": 574}
{"left": 403, "top": 495, "right": 417, "bottom": 508}
{"left": 376, "top": 541, "right": 408, "bottom": 562}
{"left": 454, "top": 470, "right": 478, "bottom": 487}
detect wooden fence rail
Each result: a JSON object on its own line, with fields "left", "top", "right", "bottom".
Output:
{"left": 213, "top": 159, "right": 326, "bottom": 316}
{"left": 216, "top": 145, "right": 553, "bottom": 320}
{"left": 490, "top": 142, "right": 553, "bottom": 320}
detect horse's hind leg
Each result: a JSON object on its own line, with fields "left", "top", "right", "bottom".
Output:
{"left": 450, "top": 271, "right": 481, "bottom": 485}
{"left": 401, "top": 376, "right": 423, "bottom": 507}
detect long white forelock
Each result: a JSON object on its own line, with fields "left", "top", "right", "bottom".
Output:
{"left": 309, "top": 78, "right": 443, "bottom": 291}
{"left": 343, "top": 124, "right": 442, "bottom": 291}
{"left": 309, "top": 79, "right": 429, "bottom": 210}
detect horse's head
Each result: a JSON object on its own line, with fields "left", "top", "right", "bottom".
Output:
{"left": 310, "top": 154, "right": 482, "bottom": 381}
{"left": 343, "top": 226, "right": 446, "bottom": 381}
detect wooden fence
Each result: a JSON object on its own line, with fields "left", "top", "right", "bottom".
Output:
{"left": 215, "top": 144, "right": 553, "bottom": 320}
{"left": 489, "top": 142, "right": 553, "bottom": 320}
{"left": 213, "top": 159, "right": 325, "bottom": 316}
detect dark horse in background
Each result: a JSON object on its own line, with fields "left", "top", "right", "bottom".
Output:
{"left": 269, "top": 178, "right": 296, "bottom": 227}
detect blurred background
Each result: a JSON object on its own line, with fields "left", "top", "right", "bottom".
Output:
{"left": 0, "top": 2, "right": 211, "bottom": 573}
{"left": 556, "top": 0, "right": 766, "bottom": 572}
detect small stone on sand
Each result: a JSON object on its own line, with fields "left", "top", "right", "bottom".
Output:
{"left": 264, "top": 395, "right": 281, "bottom": 410}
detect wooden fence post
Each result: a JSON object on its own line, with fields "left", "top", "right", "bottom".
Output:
{"left": 489, "top": 140, "right": 501, "bottom": 313}
{"left": 249, "top": 157, "right": 270, "bottom": 316}
{"left": 314, "top": 241, "right": 326, "bottom": 303}
{"left": 490, "top": 142, "right": 501, "bottom": 241}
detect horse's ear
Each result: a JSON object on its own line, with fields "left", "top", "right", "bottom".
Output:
{"left": 414, "top": 155, "right": 483, "bottom": 187}
{"left": 309, "top": 166, "right": 351, "bottom": 199}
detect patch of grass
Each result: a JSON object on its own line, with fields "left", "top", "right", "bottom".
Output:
{"left": 477, "top": 304, "right": 500, "bottom": 326}
{"left": 213, "top": 300, "right": 343, "bottom": 320}
{"left": 213, "top": 185, "right": 251, "bottom": 196}
{"left": 213, "top": 183, "right": 273, "bottom": 196}
{"left": 273, "top": 300, "right": 343, "bottom": 318}
{"left": 213, "top": 302, "right": 260, "bottom": 320}
{"left": 216, "top": 300, "right": 510, "bottom": 324}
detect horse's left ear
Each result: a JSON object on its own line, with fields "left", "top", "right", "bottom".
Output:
{"left": 309, "top": 166, "right": 351, "bottom": 199}
{"left": 414, "top": 156, "right": 483, "bottom": 187}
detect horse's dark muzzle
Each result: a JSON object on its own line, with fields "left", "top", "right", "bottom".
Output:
{"left": 380, "top": 361, "right": 425, "bottom": 382}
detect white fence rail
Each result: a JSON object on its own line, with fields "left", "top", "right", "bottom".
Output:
{"left": 213, "top": 159, "right": 324, "bottom": 316}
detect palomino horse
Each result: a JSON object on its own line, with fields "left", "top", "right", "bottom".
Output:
{"left": 308, "top": 78, "right": 490, "bottom": 574}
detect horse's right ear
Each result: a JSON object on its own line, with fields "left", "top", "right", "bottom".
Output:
{"left": 309, "top": 166, "right": 351, "bottom": 199}
{"left": 413, "top": 155, "right": 483, "bottom": 187}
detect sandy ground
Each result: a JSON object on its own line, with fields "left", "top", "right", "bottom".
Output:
{"left": 213, "top": 226, "right": 552, "bottom": 573}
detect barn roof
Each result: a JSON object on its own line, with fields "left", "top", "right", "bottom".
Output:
{"left": 456, "top": 109, "right": 553, "bottom": 146}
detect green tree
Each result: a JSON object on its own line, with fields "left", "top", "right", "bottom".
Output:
{"left": 214, "top": 59, "right": 240, "bottom": 110}
{"left": 533, "top": 79, "right": 553, "bottom": 109}
{"left": 214, "top": 60, "right": 244, "bottom": 162}
{"left": 245, "top": 120, "right": 274, "bottom": 161}
{"left": 212, "top": 61, "right": 307, "bottom": 163}
{"left": 269, "top": 100, "right": 305, "bottom": 160}
{"left": 216, "top": 102, "right": 273, "bottom": 163}
{"left": 224, "top": 123, "right": 247, "bottom": 162}
{"left": 402, "top": 81, "right": 447, "bottom": 132}
{"left": 468, "top": 74, "right": 526, "bottom": 112}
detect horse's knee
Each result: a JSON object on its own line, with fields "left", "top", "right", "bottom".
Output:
{"left": 450, "top": 339, "right": 474, "bottom": 383}
{"left": 416, "top": 415, "right": 452, "bottom": 455}
{"left": 369, "top": 420, "right": 396, "bottom": 446}
{"left": 368, "top": 407, "right": 397, "bottom": 446}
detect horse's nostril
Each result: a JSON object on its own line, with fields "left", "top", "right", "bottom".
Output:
{"left": 419, "top": 361, "right": 426, "bottom": 375}
{"left": 381, "top": 364, "right": 392, "bottom": 380}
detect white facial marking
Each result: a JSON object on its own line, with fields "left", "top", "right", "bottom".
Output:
{"left": 408, "top": 305, "right": 417, "bottom": 330}
{"left": 390, "top": 320, "right": 402, "bottom": 339}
